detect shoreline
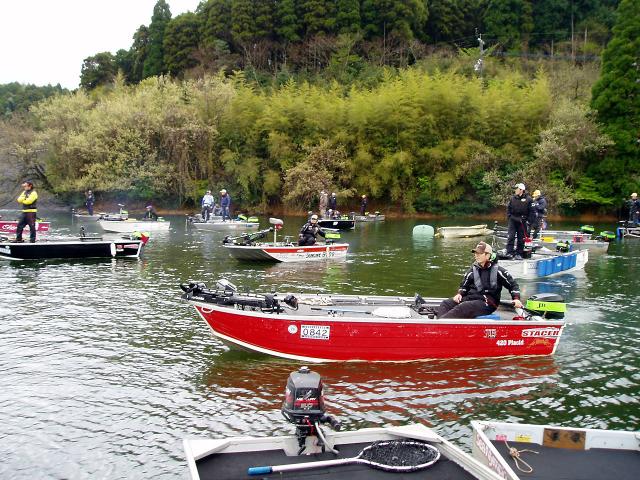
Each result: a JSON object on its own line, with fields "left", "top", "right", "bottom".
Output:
{"left": 1, "top": 206, "right": 621, "bottom": 223}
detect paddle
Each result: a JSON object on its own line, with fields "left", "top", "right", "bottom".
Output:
{"left": 247, "top": 440, "right": 440, "bottom": 476}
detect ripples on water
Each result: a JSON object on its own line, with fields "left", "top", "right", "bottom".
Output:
{"left": 0, "top": 215, "right": 638, "bottom": 479}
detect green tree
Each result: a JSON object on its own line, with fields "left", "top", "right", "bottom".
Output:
{"left": 231, "top": 0, "right": 256, "bottom": 43}
{"left": 299, "top": 0, "right": 337, "bottom": 36}
{"left": 532, "top": 0, "right": 569, "bottom": 47}
{"left": 114, "top": 49, "right": 134, "bottom": 83}
{"left": 483, "top": 0, "right": 533, "bottom": 50}
{"left": 164, "top": 12, "right": 201, "bottom": 77}
{"left": 361, "top": 0, "right": 427, "bottom": 41}
{"left": 199, "top": 0, "right": 233, "bottom": 45}
{"left": 335, "top": 0, "right": 361, "bottom": 34}
{"left": 591, "top": 0, "right": 640, "bottom": 195}
{"left": 80, "top": 52, "right": 117, "bottom": 90}
{"left": 131, "top": 25, "right": 150, "bottom": 83}
{"left": 275, "top": 0, "right": 301, "bottom": 42}
{"left": 143, "top": 0, "right": 172, "bottom": 78}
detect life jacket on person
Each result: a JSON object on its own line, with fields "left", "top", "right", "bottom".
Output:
{"left": 18, "top": 190, "right": 38, "bottom": 213}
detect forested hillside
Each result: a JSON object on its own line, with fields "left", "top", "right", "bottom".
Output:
{"left": 80, "top": 0, "right": 618, "bottom": 89}
{"left": 1, "top": 0, "right": 637, "bottom": 216}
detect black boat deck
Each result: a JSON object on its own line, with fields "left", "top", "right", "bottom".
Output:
{"left": 490, "top": 440, "right": 640, "bottom": 480}
{"left": 196, "top": 441, "right": 478, "bottom": 480}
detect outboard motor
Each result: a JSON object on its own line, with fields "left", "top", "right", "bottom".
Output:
{"left": 525, "top": 293, "right": 566, "bottom": 319}
{"left": 282, "top": 367, "right": 340, "bottom": 454}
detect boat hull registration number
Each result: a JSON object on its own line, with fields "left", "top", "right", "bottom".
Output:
{"left": 301, "top": 325, "right": 330, "bottom": 340}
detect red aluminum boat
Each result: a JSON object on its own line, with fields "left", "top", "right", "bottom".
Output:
{"left": 180, "top": 280, "right": 566, "bottom": 362}
{"left": 0, "top": 220, "right": 50, "bottom": 234}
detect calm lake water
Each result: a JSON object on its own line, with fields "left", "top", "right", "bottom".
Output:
{"left": 0, "top": 212, "right": 638, "bottom": 479}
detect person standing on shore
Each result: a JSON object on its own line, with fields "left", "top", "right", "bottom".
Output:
{"left": 220, "top": 189, "right": 231, "bottom": 221}
{"left": 530, "top": 189, "right": 548, "bottom": 239}
{"left": 14, "top": 181, "right": 38, "bottom": 243}
{"left": 85, "top": 190, "right": 95, "bottom": 216}
{"left": 319, "top": 190, "right": 328, "bottom": 217}
{"left": 505, "top": 183, "right": 533, "bottom": 260}
{"left": 628, "top": 193, "right": 640, "bottom": 225}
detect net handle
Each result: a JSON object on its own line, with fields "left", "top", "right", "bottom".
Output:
{"left": 248, "top": 457, "right": 361, "bottom": 475}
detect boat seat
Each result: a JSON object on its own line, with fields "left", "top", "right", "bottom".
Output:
{"left": 372, "top": 306, "right": 412, "bottom": 318}
{"left": 476, "top": 313, "right": 501, "bottom": 320}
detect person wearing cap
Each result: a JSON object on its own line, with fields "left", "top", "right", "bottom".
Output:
{"left": 14, "top": 181, "right": 39, "bottom": 243}
{"left": 506, "top": 183, "right": 534, "bottom": 259}
{"left": 530, "top": 189, "right": 548, "bottom": 239}
{"left": 201, "top": 190, "right": 215, "bottom": 221}
{"left": 220, "top": 189, "right": 231, "bottom": 221}
{"left": 298, "top": 214, "right": 326, "bottom": 246}
{"left": 628, "top": 193, "right": 640, "bottom": 225}
{"left": 85, "top": 190, "right": 95, "bottom": 216}
{"left": 328, "top": 192, "right": 338, "bottom": 212}
{"left": 319, "top": 190, "right": 329, "bottom": 216}
{"left": 360, "top": 194, "right": 368, "bottom": 216}
{"left": 433, "top": 241, "right": 523, "bottom": 319}
{"left": 143, "top": 204, "right": 159, "bottom": 220}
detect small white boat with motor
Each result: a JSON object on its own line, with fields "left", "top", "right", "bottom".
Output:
{"left": 472, "top": 420, "right": 640, "bottom": 480}
{"left": 98, "top": 218, "right": 170, "bottom": 233}
{"left": 354, "top": 211, "right": 385, "bottom": 222}
{"left": 184, "top": 367, "right": 502, "bottom": 480}
{"left": 191, "top": 214, "right": 260, "bottom": 231}
{"left": 223, "top": 218, "right": 348, "bottom": 262}
{"left": 436, "top": 224, "right": 494, "bottom": 238}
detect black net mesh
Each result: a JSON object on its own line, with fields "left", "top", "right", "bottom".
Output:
{"left": 359, "top": 440, "right": 440, "bottom": 472}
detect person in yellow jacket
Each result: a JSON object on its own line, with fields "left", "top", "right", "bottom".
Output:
{"left": 15, "top": 181, "right": 38, "bottom": 243}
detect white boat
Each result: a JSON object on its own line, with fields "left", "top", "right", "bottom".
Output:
{"left": 72, "top": 213, "right": 103, "bottom": 221}
{"left": 472, "top": 420, "right": 640, "bottom": 480}
{"left": 98, "top": 218, "right": 171, "bottom": 233}
{"left": 223, "top": 218, "right": 348, "bottom": 262}
{"left": 436, "top": 225, "right": 494, "bottom": 238}
{"left": 497, "top": 248, "right": 588, "bottom": 279}
{"left": 494, "top": 234, "right": 609, "bottom": 253}
{"left": 354, "top": 212, "right": 385, "bottom": 222}
{"left": 185, "top": 423, "right": 502, "bottom": 480}
{"left": 192, "top": 219, "right": 259, "bottom": 231}
{"left": 184, "top": 365, "right": 501, "bottom": 480}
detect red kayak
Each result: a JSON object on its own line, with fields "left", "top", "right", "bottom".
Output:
{"left": 0, "top": 220, "right": 51, "bottom": 234}
{"left": 181, "top": 280, "right": 566, "bottom": 362}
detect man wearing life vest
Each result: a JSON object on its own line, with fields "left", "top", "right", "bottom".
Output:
{"left": 15, "top": 180, "right": 38, "bottom": 243}
{"left": 298, "top": 214, "right": 326, "bottom": 246}
{"left": 434, "top": 242, "right": 523, "bottom": 319}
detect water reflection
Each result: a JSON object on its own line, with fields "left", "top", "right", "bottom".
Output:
{"left": 1, "top": 213, "right": 638, "bottom": 478}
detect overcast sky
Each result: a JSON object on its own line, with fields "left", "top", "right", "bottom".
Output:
{"left": 0, "top": 0, "right": 202, "bottom": 90}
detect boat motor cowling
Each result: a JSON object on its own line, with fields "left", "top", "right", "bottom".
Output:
{"left": 525, "top": 293, "right": 566, "bottom": 319}
{"left": 282, "top": 366, "right": 326, "bottom": 425}
{"left": 282, "top": 367, "right": 341, "bottom": 453}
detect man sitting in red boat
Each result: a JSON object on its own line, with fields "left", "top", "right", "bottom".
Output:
{"left": 434, "top": 241, "right": 523, "bottom": 319}
{"left": 298, "top": 214, "right": 326, "bottom": 246}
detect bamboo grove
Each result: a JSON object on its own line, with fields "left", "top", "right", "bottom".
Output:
{"left": 24, "top": 64, "right": 612, "bottom": 213}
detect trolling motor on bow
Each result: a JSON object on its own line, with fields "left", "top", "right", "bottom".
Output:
{"left": 282, "top": 366, "right": 341, "bottom": 455}
{"left": 222, "top": 228, "right": 273, "bottom": 245}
